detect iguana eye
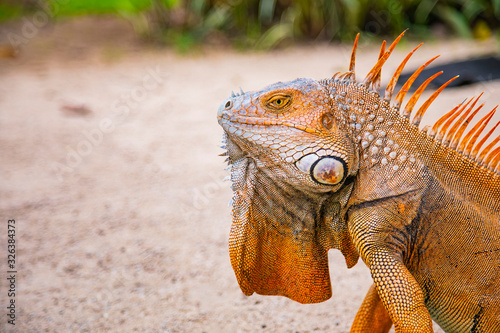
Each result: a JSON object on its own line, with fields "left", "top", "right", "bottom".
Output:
{"left": 265, "top": 94, "right": 292, "bottom": 111}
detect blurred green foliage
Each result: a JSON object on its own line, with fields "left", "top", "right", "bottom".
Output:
{"left": 50, "top": 0, "right": 153, "bottom": 15}
{"left": 1, "top": 0, "right": 499, "bottom": 50}
{"left": 0, "top": 2, "right": 24, "bottom": 22}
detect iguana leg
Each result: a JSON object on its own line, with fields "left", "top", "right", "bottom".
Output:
{"left": 368, "top": 249, "right": 433, "bottom": 333}
{"left": 347, "top": 193, "right": 433, "bottom": 332}
{"left": 351, "top": 284, "right": 392, "bottom": 333}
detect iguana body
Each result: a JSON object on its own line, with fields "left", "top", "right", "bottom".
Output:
{"left": 217, "top": 32, "right": 500, "bottom": 332}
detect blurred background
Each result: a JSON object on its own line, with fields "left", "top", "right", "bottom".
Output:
{"left": 0, "top": 0, "right": 500, "bottom": 52}
{"left": 0, "top": 1, "right": 499, "bottom": 332}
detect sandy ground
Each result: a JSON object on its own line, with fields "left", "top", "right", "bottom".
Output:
{"left": 1, "top": 17, "right": 499, "bottom": 333}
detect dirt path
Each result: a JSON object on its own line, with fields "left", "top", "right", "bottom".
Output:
{"left": 1, "top": 17, "right": 498, "bottom": 332}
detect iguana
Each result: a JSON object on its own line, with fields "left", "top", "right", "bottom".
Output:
{"left": 217, "top": 31, "right": 500, "bottom": 332}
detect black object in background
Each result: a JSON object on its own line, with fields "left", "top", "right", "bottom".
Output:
{"left": 396, "top": 56, "right": 500, "bottom": 90}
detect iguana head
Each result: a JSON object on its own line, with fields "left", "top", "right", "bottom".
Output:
{"left": 218, "top": 78, "right": 359, "bottom": 190}
{"left": 218, "top": 78, "right": 360, "bottom": 304}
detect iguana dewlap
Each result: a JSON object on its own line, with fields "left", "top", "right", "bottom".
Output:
{"left": 217, "top": 32, "right": 500, "bottom": 333}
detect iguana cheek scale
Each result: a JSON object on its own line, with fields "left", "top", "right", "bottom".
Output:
{"left": 217, "top": 31, "right": 500, "bottom": 332}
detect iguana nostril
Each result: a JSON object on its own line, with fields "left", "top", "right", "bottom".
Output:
{"left": 225, "top": 100, "right": 232, "bottom": 109}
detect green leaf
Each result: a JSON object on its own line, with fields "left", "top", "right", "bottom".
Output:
{"left": 436, "top": 4, "right": 473, "bottom": 39}
{"left": 414, "top": 0, "right": 437, "bottom": 25}
{"left": 493, "top": 0, "right": 500, "bottom": 17}
{"left": 255, "top": 23, "right": 293, "bottom": 50}
{"left": 203, "top": 5, "right": 230, "bottom": 31}
{"left": 0, "top": 3, "right": 23, "bottom": 22}
{"left": 462, "top": 0, "right": 487, "bottom": 22}
{"left": 258, "top": 0, "right": 276, "bottom": 24}
{"left": 190, "top": 0, "right": 207, "bottom": 16}
{"left": 159, "top": 0, "right": 180, "bottom": 9}
{"left": 49, "top": 0, "right": 152, "bottom": 16}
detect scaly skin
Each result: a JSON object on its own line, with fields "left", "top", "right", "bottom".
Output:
{"left": 217, "top": 33, "right": 500, "bottom": 332}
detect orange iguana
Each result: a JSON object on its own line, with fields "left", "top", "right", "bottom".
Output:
{"left": 217, "top": 32, "right": 500, "bottom": 332}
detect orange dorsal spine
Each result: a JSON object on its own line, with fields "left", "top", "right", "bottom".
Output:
{"left": 339, "top": 33, "right": 500, "bottom": 176}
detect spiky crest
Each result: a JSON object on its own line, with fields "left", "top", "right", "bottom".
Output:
{"left": 441, "top": 97, "right": 477, "bottom": 146}
{"left": 412, "top": 75, "right": 459, "bottom": 128}
{"left": 384, "top": 43, "right": 423, "bottom": 103}
{"left": 447, "top": 96, "right": 484, "bottom": 149}
{"left": 362, "top": 30, "right": 407, "bottom": 86}
{"left": 436, "top": 98, "right": 471, "bottom": 143}
{"left": 402, "top": 71, "right": 442, "bottom": 119}
{"left": 341, "top": 32, "right": 500, "bottom": 174}
{"left": 370, "top": 40, "right": 386, "bottom": 92}
{"left": 429, "top": 99, "right": 471, "bottom": 139}
{"left": 478, "top": 122, "right": 500, "bottom": 164}
{"left": 471, "top": 111, "right": 499, "bottom": 159}
{"left": 348, "top": 33, "right": 359, "bottom": 81}
{"left": 393, "top": 55, "right": 440, "bottom": 111}
{"left": 459, "top": 108, "right": 496, "bottom": 156}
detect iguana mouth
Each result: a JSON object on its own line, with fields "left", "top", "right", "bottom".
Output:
{"left": 218, "top": 111, "right": 319, "bottom": 136}
{"left": 221, "top": 132, "right": 246, "bottom": 165}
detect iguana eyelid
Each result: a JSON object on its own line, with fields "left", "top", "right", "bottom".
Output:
{"left": 264, "top": 94, "right": 292, "bottom": 111}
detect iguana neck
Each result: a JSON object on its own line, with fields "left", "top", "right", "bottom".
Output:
{"left": 226, "top": 141, "right": 359, "bottom": 303}
{"left": 322, "top": 79, "right": 500, "bottom": 215}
